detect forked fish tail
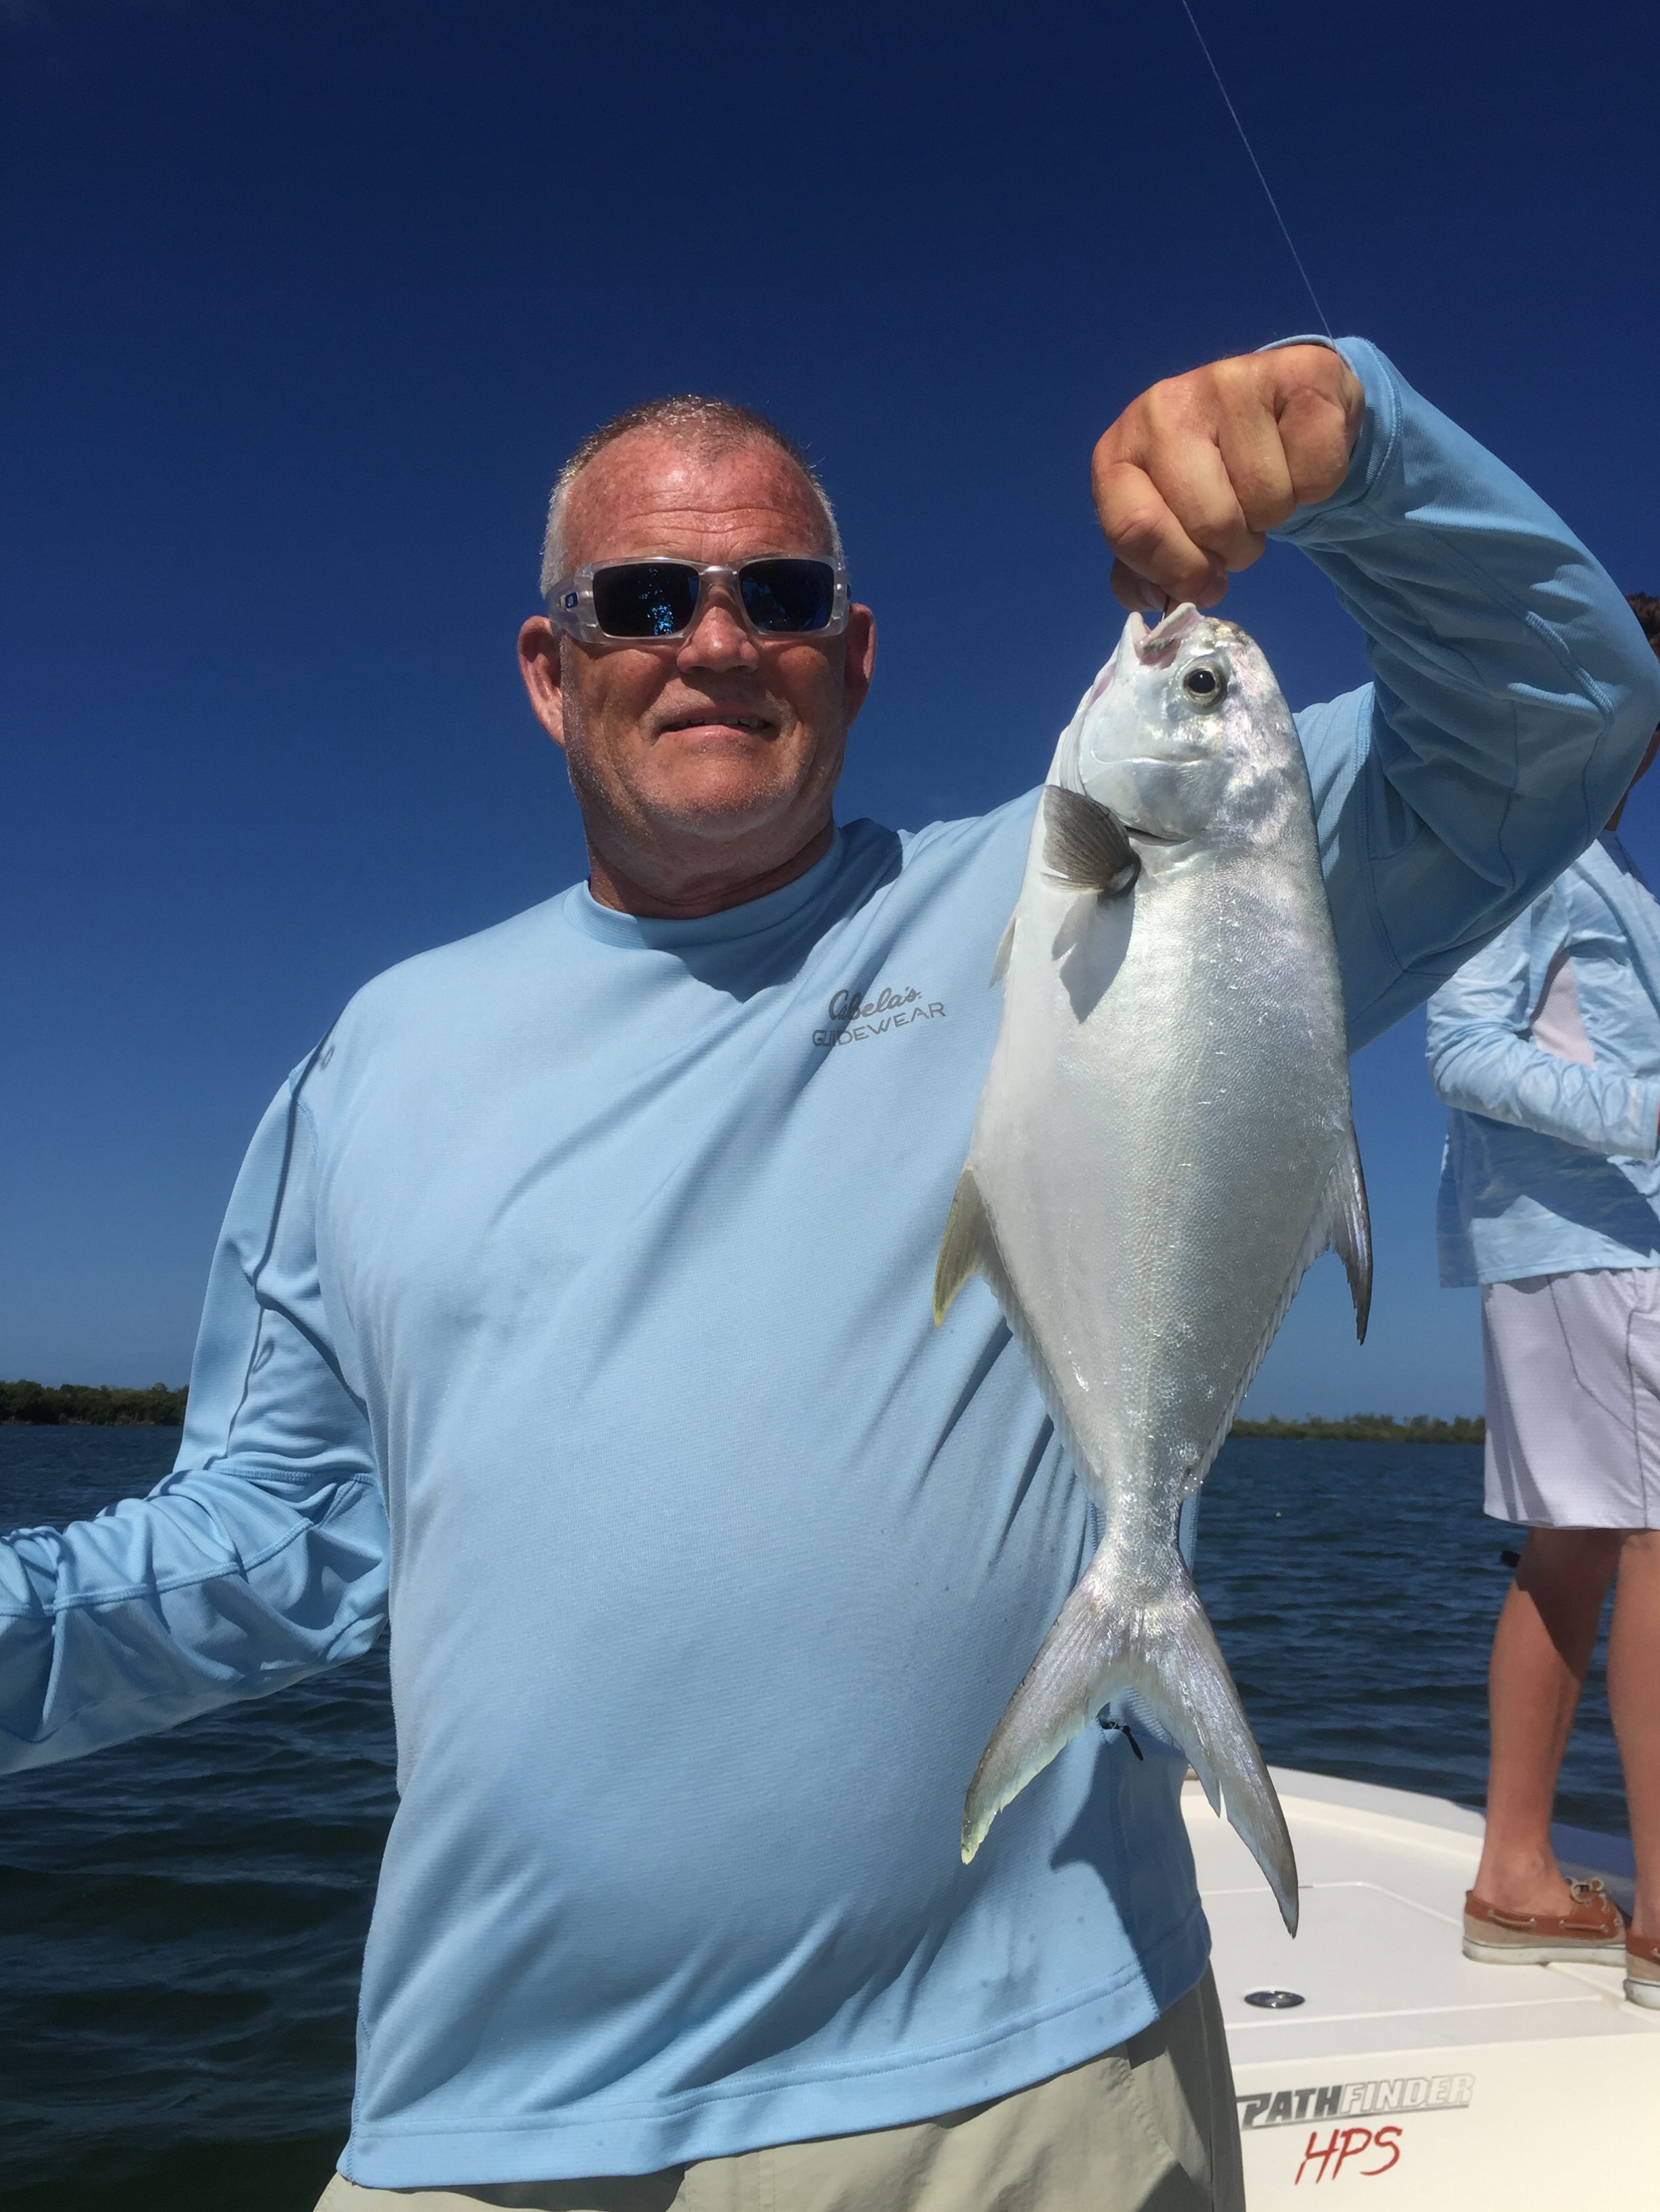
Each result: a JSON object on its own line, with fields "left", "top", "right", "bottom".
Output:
{"left": 960, "top": 1543, "right": 1299, "bottom": 1935}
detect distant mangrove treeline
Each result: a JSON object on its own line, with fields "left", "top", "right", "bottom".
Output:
{"left": 1, "top": 1380, "right": 189, "bottom": 1426}
{"left": 1230, "top": 1413, "right": 1484, "bottom": 1444}
{"left": 1, "top": 1380, "right": 1484, "bottom": 1443}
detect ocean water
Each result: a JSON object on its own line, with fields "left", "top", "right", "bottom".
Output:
{"left": 0, "top": 1429, "right": 1625, "bottom": 2211}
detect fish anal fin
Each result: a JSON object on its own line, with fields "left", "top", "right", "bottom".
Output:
{"left": 990, "top": 911, "right": 1016, "bottom": 984}
{"left": 934, "top": 1167, "right": 998, "bottom": 1324}
{"left": 1330, "top": 1127, "right": 1372, "bottom": 1342}
{"left": 1042, "top": 786, "right": 1141, "bottom": 899}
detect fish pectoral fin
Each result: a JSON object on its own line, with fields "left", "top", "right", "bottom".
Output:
{"left": 932, "top": 1167, "right": 1000, "bottom": 1323}
{"left": 989, "top": 911, "right": 1017, "bottom": 984}
{"left": 1328, "top": 1127, "right": 1372, "bottom": 1343}
{"left": 962, "top": 1548, "right": 1299, "bottom": 1937}
{"left": 1041, "top": 786, "right": 1141, "bottom": 899}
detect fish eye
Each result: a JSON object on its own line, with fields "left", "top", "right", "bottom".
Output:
{"left": 1181, "top": 660, "right": 1227, "bottom": 709}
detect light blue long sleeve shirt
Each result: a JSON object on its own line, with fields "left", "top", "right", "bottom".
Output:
{"left": 3, "top": 342, "right": 1658, "bottom": 2188}
{"left": 1428, "top": 834, "right": 1660, "bottom": 1285}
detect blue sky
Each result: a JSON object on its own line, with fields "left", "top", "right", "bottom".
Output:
{"left": 3, "top": 0, "right": 1655, "bottom": 1413}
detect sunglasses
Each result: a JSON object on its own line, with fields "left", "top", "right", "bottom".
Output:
{"left": 547, "top": 557, "right": 850, "bottom": 644}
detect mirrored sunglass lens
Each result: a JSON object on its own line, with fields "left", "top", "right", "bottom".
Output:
{"left": 591, "top": 563, "right": 700, "bottom": 637}
{"left": 740, "top": 560, "right": 835, "bottom": 633}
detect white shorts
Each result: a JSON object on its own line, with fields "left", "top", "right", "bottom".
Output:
{"left": 1482, "top": 1268, "right": 1660, "bottom": 1529}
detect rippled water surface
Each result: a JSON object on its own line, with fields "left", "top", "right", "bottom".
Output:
{"left": 0, "top": 1429, "right": 1624, "bottom": 2210}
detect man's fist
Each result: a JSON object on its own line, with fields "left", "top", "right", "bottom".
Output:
{"left": 1092, "top": 344, "right": 1365, "bottom": 614}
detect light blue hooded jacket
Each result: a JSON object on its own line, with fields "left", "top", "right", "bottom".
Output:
{"left": 3, "top": 342, "right": 1660, "bottom": 2190}
{"left": 1429, "top": 834, "right": 1660, "bottom": 1286}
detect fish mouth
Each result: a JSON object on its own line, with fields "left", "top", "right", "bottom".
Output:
{"left": 1127, "top": 605, "right": 1205, "bottom": 664}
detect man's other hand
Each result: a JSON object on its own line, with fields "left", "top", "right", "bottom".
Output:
{"left": 1092, "top": 345, "right": 1365, "bottom": 614}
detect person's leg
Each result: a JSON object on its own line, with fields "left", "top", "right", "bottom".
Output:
{"left": 1474, "top": 1526, "right": 1623, "bottom": 1916}
{"left": 1608, "top": 1528, "right": 1660, "bottom": 1940}
{"left": 1118, "top": 1965, "right": 1243, "bottom": 2212}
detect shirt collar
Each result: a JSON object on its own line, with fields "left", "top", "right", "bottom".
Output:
{"left": 561, "top": 828, "right": 848, "bottom": 950}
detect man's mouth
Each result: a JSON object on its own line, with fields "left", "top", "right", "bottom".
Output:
{"left": 658, "top": 711, "right": 775, "bottom": 737}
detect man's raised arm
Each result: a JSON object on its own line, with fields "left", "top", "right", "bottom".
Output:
{"left": 1092, "top": 339, "right": 1660, "bottom": 1048}
{"left": 0, "top": 1061, "right": 389, "bottom": 1771}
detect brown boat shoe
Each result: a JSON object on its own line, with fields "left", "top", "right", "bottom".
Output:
{"left": 1626, "top": 1930, "right": 1660, "bottom": 2009}
{"left": 1463, "top": 1876, "right": 1628, "bottom": 1966}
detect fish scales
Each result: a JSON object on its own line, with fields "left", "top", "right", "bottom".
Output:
{"left": 935, "top": 603, "right": 1370, "bottom": 1933}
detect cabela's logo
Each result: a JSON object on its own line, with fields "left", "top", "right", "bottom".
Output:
{"left": 814, "top": 982, "right": 947, "bottom": 1049}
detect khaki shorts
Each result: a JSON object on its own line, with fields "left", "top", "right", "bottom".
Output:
{"left": 315, "top": 1967, "right": 1241, "bottom": 2212}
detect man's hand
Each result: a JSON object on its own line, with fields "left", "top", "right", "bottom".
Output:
{"left": 1092, "top": 345, "right": 1365, "bottom": 614}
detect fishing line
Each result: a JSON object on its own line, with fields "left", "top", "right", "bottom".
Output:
{"left": 1176, "top": 0, "right": 1335, "bottom": 340}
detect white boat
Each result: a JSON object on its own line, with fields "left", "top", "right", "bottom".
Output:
{"left": 1189, "top": 1767, "right": 1656, "bottom": 2207}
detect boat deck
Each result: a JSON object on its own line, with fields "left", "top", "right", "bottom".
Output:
{"left": 1189, "top": 1768, "right": 1656, "bottom": 2207}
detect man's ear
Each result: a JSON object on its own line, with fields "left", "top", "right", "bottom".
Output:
{"left": 518, "top": 617, "right": 567, "bottom": 751}
{"left": 842, "top": 605, "right": 877, "bottom": 726}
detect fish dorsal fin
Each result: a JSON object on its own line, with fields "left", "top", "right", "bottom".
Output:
{"left": 990, "top": 911, "right": 1017, "bottom": 984}
{"left": 1042, "top": 786, "right": 1141, "bottom": 898}
{"left": 934, "top": 1166, "right": 1001, "bottom": 1323}
{"left": 1331, "top": 1125, "right": 1372, "bottom": 1342}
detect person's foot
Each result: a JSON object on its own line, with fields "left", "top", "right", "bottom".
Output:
{"left": 1467, "top": 1845, "right": 1583, "bottom": 1924}
{"left": 1625, "top": 1930, "right": 1660, "bottom": 2008}
{"left": 1463, "top": 1877, "right": 1627, "bottom": 1965}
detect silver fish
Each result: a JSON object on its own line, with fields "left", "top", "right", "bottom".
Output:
{"left": 935, "top": 604, "right": 1370, "bottom": 1933}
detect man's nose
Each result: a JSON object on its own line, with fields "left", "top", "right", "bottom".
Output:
{"left": 676, "top": 588, "right": 759, "bottom": 673}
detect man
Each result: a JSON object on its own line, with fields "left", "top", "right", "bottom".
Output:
{"left": 3, "top": 340, "right": 1656, "bottom": 2212}
{"left": 1427, "top": 592, "right": 1660, "bottom": 2012}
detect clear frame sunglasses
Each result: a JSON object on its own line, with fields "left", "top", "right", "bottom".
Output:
{"left": 547, "top": 557, "right": 850, "bottom": 644}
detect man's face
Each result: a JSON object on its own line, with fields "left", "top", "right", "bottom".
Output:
{"left": 518, "top": 431, "right": 875, "bottom": 907}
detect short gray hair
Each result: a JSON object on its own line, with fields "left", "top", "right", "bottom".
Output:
{"left": 539, "top": 395, "right": 843, "bottom": 601}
